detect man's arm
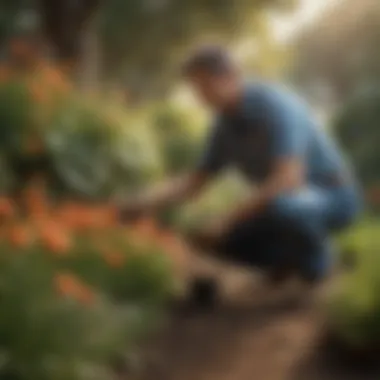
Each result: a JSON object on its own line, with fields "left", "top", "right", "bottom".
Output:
{"left": 224, "top": 158, "right": 305, "bottom": 226}
{"left": 121, "top": 118, "right": 227, "bottom": 217}
{"left": 124, "top": 171, "right": 210, "bottom": 214}
{"left": 218, "top": 93, "right": 309, "bottom": 228}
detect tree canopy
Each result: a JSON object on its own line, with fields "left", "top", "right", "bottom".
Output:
{"left": 292, "top": 0, "right": 380, "bottom": 103}
{"left": 1, "top": 0, "right": 293, "bottom": 95}
{"left": 293, "top": 0, "right": 380, "bottom": 192}
{"left": 99, "top": 0, "right": 292, "bottom": 80}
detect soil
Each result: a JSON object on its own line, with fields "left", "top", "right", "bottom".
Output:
{"left": 135, "top": 255, "right": 380, "bottom": 380}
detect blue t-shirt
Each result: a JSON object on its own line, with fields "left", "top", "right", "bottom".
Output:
{"left": 198, "top": 81, "right": 350, "bottom": 186}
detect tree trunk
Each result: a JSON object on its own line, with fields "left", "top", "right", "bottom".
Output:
{"left": 39, "top": 0, "right": 100, "bottom": 62}
{"left": 78, "top": 16, "right": 101, "bottom": 91}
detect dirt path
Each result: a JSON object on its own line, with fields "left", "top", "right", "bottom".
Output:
{"left": 138, "top": 264, "right": 379, "bottom": 380}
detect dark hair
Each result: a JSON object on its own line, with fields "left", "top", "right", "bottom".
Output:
{"left": 181, "top": 45, "right": 234, "bottom": 77}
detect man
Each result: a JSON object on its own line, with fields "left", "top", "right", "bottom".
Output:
{"left": 121, "top": 46, "right": 362, "bottom": 284}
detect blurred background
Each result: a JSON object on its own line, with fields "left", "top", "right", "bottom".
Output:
{"left": 0, "top": 0, "right": 379, "bottom": 379}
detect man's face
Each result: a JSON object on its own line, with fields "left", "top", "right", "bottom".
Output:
{"left": 187, "top": 70, "right": 237, "bottom": 109}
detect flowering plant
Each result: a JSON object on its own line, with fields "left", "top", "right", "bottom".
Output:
{"left": 0, "top": 178, "right": 179, "bottom": 380}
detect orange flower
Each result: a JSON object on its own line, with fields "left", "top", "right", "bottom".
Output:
{"left": 0, "top": 197, "right": 15, "bottom": 219}
{"left": 41, "top": 65, "right": 72, "bottom": 95}
{"left": 8, "top": 224, "right": 33, "bottom": 249}
{"left": 102, "top": 249, "right": 126, "bottom": 268}
{"left": 39, "top": 221, "right": 71, "bottom": 255}
{"left": 58, "top": 203, "right": 117, "bottom": 231}
{"left": 131, "top": 217, "right": 161, "bottom": 241}
{"left": 101, "top": 204, "right": 117, "bottom": 223}
{"left": 23, "top": 178, "right": 50, "bottom": 218}
{"left": 0, "top": 65, "right": 10, "bottom": 82}
{"left": 61, "top": 204, "right": 95, "bottom": 231}
{"left": 54, "top": 272, "right": 96, "bottom": 305}
{"left": 25, "top": 135, "right": 44, "bottom": 155}
{"left": 89, "top": 204, "right": 118, "bottom": 229}
{"left": 45, "top": 66, "right": 61, "bottom": 82}
{"left": 29, "top": 82, "right": 47, "bottom": 103}
{"left": 56, "top": 202, "right": 78, "bottom": 226}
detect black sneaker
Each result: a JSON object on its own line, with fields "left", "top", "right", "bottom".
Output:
{"left": 185, "top": 276, "right": 219, "bottom": 313}
{"left": 266, "top": 266, "right": 295, "bottom": 288}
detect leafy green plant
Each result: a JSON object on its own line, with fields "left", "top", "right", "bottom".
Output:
{"left": 0, "top": 184, "right": 175, "bottom": 380}
{"left": 327, "top": 220, "right": 380, "bottom": 349}
{"left": 150, "top": 102, "right": 205, "bottom": 175}
{"left": 334, "top": 87, "right": 380, "bottom": 188}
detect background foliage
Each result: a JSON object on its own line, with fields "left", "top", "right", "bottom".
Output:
{"left": 1, "top": 0, "right": 380, "bottom": 371}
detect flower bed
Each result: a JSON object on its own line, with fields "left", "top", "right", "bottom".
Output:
{"left": 0, "top": 180, "right": 179, "bottom": 380}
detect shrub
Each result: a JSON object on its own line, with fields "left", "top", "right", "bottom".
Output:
{"left": 0, "top": 182, "right": 176, "bottom": 380}
{"left": 334, "top": 87, "right": 380, "bottom": 188}
{"left": 149, "top": 102, "right": 205, "bottom": 175}
{"left": 0, "top": 256, "right": 128, "bottom": 380}
{"left": 0, "top": 62, "right": 163, "bottom": 200}
{"left": 176, "top": 172, "right": 250, "bottom": 232}
{"left": 326, "top": 220, "right": 380, "bottom": 350}
{"left": 47, "top": 97, "right": 163, "bottom": 199}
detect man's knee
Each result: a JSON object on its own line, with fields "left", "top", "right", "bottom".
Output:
{"left": 216, "top": 217, "right": 278, "bottom": 267}
{"left": 269, "top": 193, "right": 316, "bottom": 223}
{"left": 268, "top": 186, "right": 361, "bottom": 232}
{"left": 266, "top": 190, "right": 329, "bottom": 240}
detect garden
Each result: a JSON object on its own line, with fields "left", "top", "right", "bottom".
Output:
{"left": 1, "top": 29, "right": 380, "bottom": 379}
{"left": 0, "top": 39, "right": 255, "bottom": 379}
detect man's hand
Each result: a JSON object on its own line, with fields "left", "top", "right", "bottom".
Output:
{"left": 204, "top": 216, "right": 232, "bottom": 240}
{"left": 119, "top": 172, "right": 210, "bottom": 224}
{"left": 118, "top": 198, "right": 151, "bottom": 223}
{"left": 187, "top": 216, "right": 231, "bottom": 252}
{"left": 225, "top": 158, "right": 305, "bottom": 226}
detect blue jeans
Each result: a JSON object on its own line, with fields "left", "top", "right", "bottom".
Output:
{"left": 216, "top": 184, "right": 362, "bottom": 281}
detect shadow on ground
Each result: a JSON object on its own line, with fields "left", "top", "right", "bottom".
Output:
{"left": 292, "top": 334, "right": 380, "bottom": 380}
{"left": 138, "top": 286, "right": 380, "bottom": 380}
